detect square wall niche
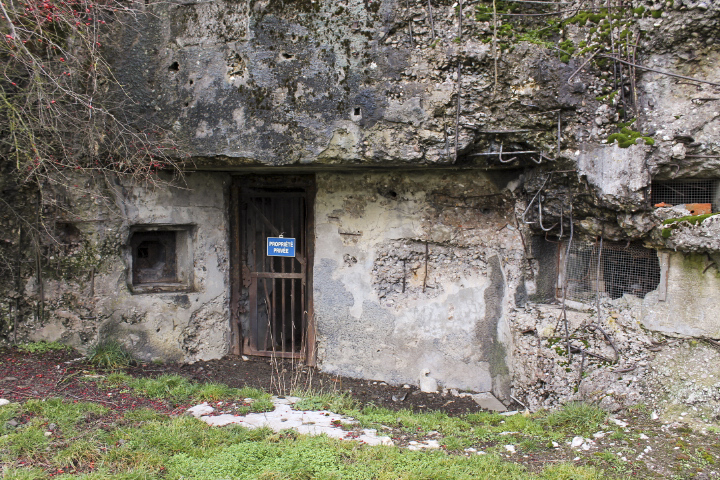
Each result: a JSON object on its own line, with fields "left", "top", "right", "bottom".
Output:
{"left": 128, "top": 225, "right": 194, "bottom": 293}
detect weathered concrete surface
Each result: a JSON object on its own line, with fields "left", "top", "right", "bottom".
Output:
{"left": 22, "top": 172, "right": 231, "bottom": 362}
{"left": 641, "top": 252, "right": 720, "bottom": 339}
{"left": 313, "top": 171, "right": 522, "bottom": 397}
{"left": 576, "top": 144, "right": 651, "bottom": 210}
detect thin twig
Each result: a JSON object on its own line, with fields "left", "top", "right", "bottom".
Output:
{"left": 613, "top": 365, "right": 637, "bottom": 373}
{"left": 631, "top": 31, "right": 640, "bottom": 128}
{"left": 595, "top": 236, "right": 603, "bottom": 332}
{"left": 472, "top": 150, "right": 540, "bottom": 156}
{"left": 561, "top": 207, "right": 573, "bottom": 362}
{"left": 567, "top": 50, "right": 600, "bottom": 84}
{"left": 579, "top": 349, "right": 613, "bottom": 363}
{"left": 498, "top": 6, "right": 625, "bottom": 16}
{"left": 510, "top": 395, "right": 528, "bottom": 410}
{"left": 493, "top": 0, "right": 498, "bottom": 94}
{"left": 600, "top": 55, "right": 720, "bottom": 87}
{"left": 406, "top": 0, "right": 414, "bottom": 48}
{"left": 557, "top": 112, "right": 561, "bottom": 156}
{"left": 455, "top": 0, "right": 463, "bottom": 162}
{"left": 522, "top": 174, "right": 552, "bottom": 224}
{"left": 422, "top": 241, "right": 429, "bottom": 293}
{"left": 426, "top": 0, "right": 436, "bottom": 43}
{"left": 592, "top": 323, "right": 619, "bottom": 363}
{"left": 608, "top": 0, "right": 618, "bottom": 94}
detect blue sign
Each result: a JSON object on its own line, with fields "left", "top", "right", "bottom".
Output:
{"left": 267, "top": 237, "right": 296, "bottom": 257}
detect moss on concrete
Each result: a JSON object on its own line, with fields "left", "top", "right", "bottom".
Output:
{"left": 661, "top": 213, "right": 720, "bottom": 239}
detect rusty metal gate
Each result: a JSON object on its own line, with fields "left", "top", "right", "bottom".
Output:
{"left": 230, "top": 176, "right": 315, "bottom": 362}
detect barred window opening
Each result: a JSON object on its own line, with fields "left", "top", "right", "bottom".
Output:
{"left": 651, "top": 179, "right": 720, "bottom": 212}
{"left": 560, "top": 240, "right": 661, "bottom": 303}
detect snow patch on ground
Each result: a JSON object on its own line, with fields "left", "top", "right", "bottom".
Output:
{"left": 187, "top": 396, "right": 396, "bottom": 446}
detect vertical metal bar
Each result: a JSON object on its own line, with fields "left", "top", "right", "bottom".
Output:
{"left": 266, "top": 197, "right": 271, "bottom": 273}
{"left": 300, "top": 194, "right": 307, "bottom": 356}
{"left": 249, "top": 277, "right": 257, "bottom": 351}
{"left": 282, "top": 278, "right": 287, "bottom": 352}
{"left": 304, "top": 182, "right": 317, "bottom": 366}
{"left": 658, "top": 251, "right": 669, "bottom": 301}
{"left": 250, "top": 197, "right": 262, "bottom": 350}
{"left": 288, "top": 197, "right": 295, "bottom": 353}
{"left": 262, "top": 277, "right": 273, "bottom": 351}
{"left": 229, "top": 181, "right": 242, "bottom": 355}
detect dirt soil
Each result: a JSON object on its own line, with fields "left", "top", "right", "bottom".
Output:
{"left": 129, "top": 355, "right": 486, "bottom": 415}
{"left": 2, "top": 348, "right": 720, "bottom": 479}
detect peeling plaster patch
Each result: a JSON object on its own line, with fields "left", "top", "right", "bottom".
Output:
{"left": 384, "top": 97, "right": 426, "bottom": 126}
{"left": 317, "top": 127, "right": 361, "bottom": 162}
{"left": 372, "top": 241, "right": 488, "bottom": 304}
{"left": 577, "top": 143, "right": 650, "bottom": 205}
{"left": 272, "top": 87, "right": 288, "bottom": 106}
{"left": 196, "top": 120, "right": 213, "bottom": 138}
{"left": 270, "top": 123, "right": 289, "bottom": 134}
{"left": 232, "top": 108, "right": 245, "bottom": 128}
{"left": 180, "top": 295, "right": 229, "bottom": 362}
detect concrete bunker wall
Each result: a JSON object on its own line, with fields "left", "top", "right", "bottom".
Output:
{"left": 312, "top": 171, "right": 525, "bottom": 399}
{"left": 21, "top": 172, "right": 232, "bottom": 363}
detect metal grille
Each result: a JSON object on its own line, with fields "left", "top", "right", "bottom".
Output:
{"left": 242, "top": 189, "right": 308, "bottom": 358}
{"left": 651, "top": 179, "right": 720, "bottom": 211}
{"left": 561, "top": 240, "right": 661, "bottom": 303}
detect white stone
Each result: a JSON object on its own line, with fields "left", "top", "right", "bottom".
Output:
{"left": 470, "top": 392, "right": 507, "bottom": 412}
{"left": 419, "top": 368, "right": 438, "bottom": 393}
{"left": 571, "top": 436, "right": 584, "bottom": 448}
{"left": 0, "top": 399, "right": 10, "bottom": 407}
{"left": 187, "top": 403, "right": 215, "bottom": 418}
{"left": 611, "top": 418, "right": 628, "bottom": 428}
{"left": 504, "top": 445, "right": 516, "bottom": 454}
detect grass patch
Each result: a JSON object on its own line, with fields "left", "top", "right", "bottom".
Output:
{"left": 0, "top": 401, "right": 21, "bottom": 434}
{"left": 15, "top": 341, "right": 70, "bottom": 354}
{"left": 0, "top": 424, "right": 50, "bottom": 460}
{"left": 542, "top": 402, "right": 608, "bottom": 436}
{"left": 22, "top": 397, "right": 108, "bottom": 433}
{"left": 100, "top": 374, "right": 274, "bottom": 409}
{"left": 166, "top": 434, "right": 533, "bottom": 480}
{"left": 0, "top": 397, "right": 637, "bottom": 480}
{"left": 87, "top": 340, "right": 133, "bottom": 370}
{"left": 539, "top": 463, "right": 604, "bottom": 479}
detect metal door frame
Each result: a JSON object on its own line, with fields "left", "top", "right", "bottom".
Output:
{"left": 229, "top": 174, "right": 316, "bottom": 365}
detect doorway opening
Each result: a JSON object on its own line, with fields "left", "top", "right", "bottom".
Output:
{"left": 230, "top": 175, "right": 315, "bottom": 363}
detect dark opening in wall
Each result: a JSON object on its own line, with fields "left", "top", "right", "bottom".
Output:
{"left": 129, "top": 226, "right": 193, "bottom": 293}
{"left": 530, "top": 236, "right": 560, "bottom": 303}
{"left": 560, "top": 240, "right": 661, "bottom": 302}
{"left": 651, "top": 179, "right": 720, "bottom": 212}
{"left": 132, "top": 232, "right": 176, "bottom": 284}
